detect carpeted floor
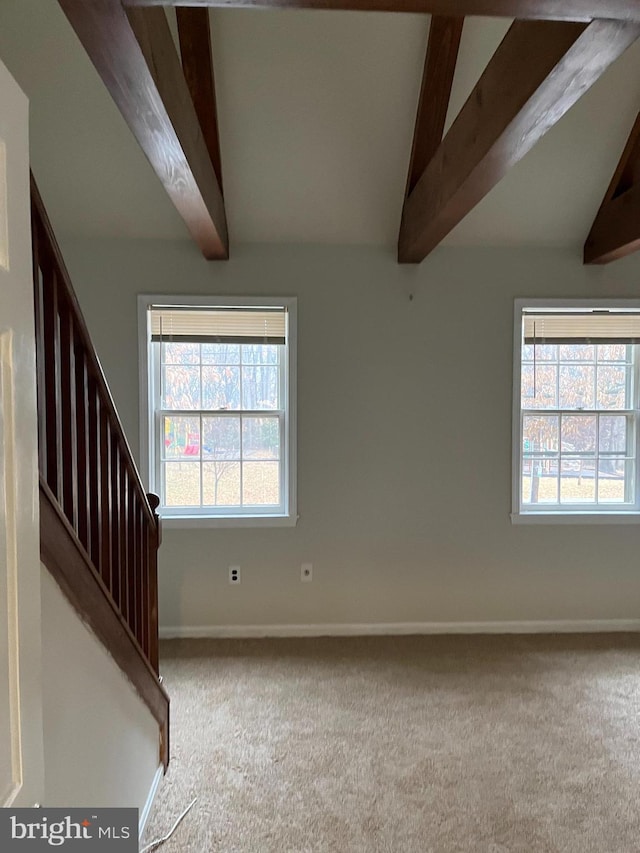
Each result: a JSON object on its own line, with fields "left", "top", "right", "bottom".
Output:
{"left": 142, "top": 634, "right": 640, "bottom": 852}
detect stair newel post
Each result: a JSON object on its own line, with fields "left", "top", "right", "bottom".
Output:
{"left": 147, "top": 493, "right": 161, "bottom": 675}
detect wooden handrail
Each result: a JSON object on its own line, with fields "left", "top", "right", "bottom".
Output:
{"left": 31, "top": 175, "right": 165, "bottom": 724}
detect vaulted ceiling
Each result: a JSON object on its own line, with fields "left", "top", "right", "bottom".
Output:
{"left": 3, "top": 0, "right": 640, "bottom": 263}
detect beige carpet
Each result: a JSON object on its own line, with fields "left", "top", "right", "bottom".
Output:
{"left": 143, "top": 634, "right": 640, "bottom": 852}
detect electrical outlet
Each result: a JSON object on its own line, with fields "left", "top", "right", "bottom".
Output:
{"left": 229, "top": 565, "right": 241, "bottom": 585}
{"left": 301, "top": 563, "right": 313, "bottom": 583}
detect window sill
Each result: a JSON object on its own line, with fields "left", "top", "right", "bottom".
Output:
{"left": 161, "top": 514, "right": 298, "bottom": 529}
{"left": 511, "top": 512, "right": 640, "bottom": 525}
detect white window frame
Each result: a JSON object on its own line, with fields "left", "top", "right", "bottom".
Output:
{"left": 511, "top": 298, "right": 640, "bottom": 525}
{"left": 138, "top": 294, "right": 297, "bottom": 528}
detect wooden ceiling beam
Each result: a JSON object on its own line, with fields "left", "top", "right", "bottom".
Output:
{"left": 58, "top": 0, "right": 228, "bottom": 260}
{"left": 584, "top": 113, "right": 640, "bottom": 264}
{"left": 406, "top": 16, "right": 463, "bottom": 198}
{"left": 176, "top": 7, "right": 224, "bottom": 196}
{"left": 584, "top": 183, "right": 640, "bottom": 264}
{"left": 124, "top": 0, "right": 640, "bottom": 24}
{"left": 398, "top": 19, "right": 640, "bottom": 264}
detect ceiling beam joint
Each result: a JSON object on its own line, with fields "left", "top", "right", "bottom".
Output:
{"left": 398, "top": 18, "right": 640, "bottom": 264}
{"left": 584, "top": 112, "right": 640, "bottom": 264}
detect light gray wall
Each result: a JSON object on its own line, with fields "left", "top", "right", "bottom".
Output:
{"left": 61, "top": 239, "right": 640, "bottom": 629}
{"left": 41, "top": 568, "right": 159, "bottom": 810}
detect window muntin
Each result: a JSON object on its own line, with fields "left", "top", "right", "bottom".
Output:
{"left": 143, "top": 300, "right": 295, "bottom": 522}
{"left": 514, "top": 303, "right": 640, "bottom": 517}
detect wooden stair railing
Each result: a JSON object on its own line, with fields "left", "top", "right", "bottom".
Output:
{"left": 31, "top": 175, "right": 169, "bottom": 768}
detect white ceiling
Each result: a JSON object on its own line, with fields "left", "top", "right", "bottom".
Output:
{"left": 2, "top": 0, "right": 640, "bottom": 251}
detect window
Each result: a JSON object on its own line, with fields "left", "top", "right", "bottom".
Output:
{"left": 139, "top": 296, "right": 296, "bottom": 526}
{"left": 512, "top": 300, "right": 640, "bottom": 522}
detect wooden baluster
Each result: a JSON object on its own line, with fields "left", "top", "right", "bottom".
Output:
{"left": 74, "top": 342, "right": 90, "bottom": 552}
{"left": 32, "top": 219, "right": 48, "bottom": 479}
{"left": 99, "top": 402, "right": 112, "bottom": 591}
{"left": 42, "top": 262, "right": 61, "bottom": 498}
{"left": 58, "top": 291, "right": 78, "bottom": 530}
{"left": 119, "top": 462, "right": 129, "bottom": 625}
{"left": 87, "top": 378, "right": 101, "bottom": 570}
{"left": 147, "top": 494, "right": 160, "bottom": 674}
{"left": 127, "top": 481, "right": 137, "bottom": 642}
{"left": 110, "top": 433, "right": 121, "bottom": 609}
{"left": 142, "top": 510, "right": 150, "bottom": 658}
{"left": 135, "top": 504, "right": 145, "bottom": 652}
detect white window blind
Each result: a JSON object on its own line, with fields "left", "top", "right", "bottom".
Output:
{"left": 149, "top": 306, "right": 287, "bottom": 344}
{"left": 524, "top": 311, "right": 640, "bottom": 344}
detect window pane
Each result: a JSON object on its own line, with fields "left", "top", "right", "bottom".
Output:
{"left": 521, "top": 364, "right": 557, "bottom": 408}
{"left": 522, "top": 457, "right": 558, "bottom": 504}
{"left": 242, "top": 344, "right": 279, "bottom": 365}
{"left": 597, "top": 344, "right": 627, "bottom": 362}
{"left": 202, "top": 417, "right": 240, "bottom": 460}
{"left": 559, "top": 344, "right": 594, "bottom": 361}
{"left": 242, "top": 366, "right": 279, "bottom": 410}
{"left": 598, "top": 458, "right": 631, "bottom": 503}
{"left": 522, "top": 460, "right": 532, "bottom": 503}
{"left": 560, "top": 458, "right": 595, "bottom": 503}
{"left": 164, "top": 461, "right": 200, "bottom": 506}
{"left": 163, "top": 366, "right": 201, "bottom": 409}
{"left": 201, "top": 343, "right": 240, "bottom": 365}
{"left": 559, "top": 365, "right": 594, "bottom": 409}
{"left": 521, "top": 344, "right": 557, "bottom": 362}
{"left": 561, "top": 415, "right": 596, "bottom": 453}
{"left": 203, "top": 461, "right": 241, "bottom": 506}
{"left": 242, "top": 417, "right": 280, "bottom": 460}
{"left": 162, "top": 342, "right": 200, "bottom": 364}
{"left": 522, "top": 415, "right": 558, "bottom": 454}
{"left": 202, "top": 365, "right": 241, "bottom": 410}
{"left": 596, "top": 365, "right": 627, "bottom": 409}
{"left": 598, "top": 416, "right": 627, "bottom": 454}
{"left": 242, "top": 461, "right": 280, "bottom": 506}
{"left": 164, "top": 416, "right": 200, "bottom": 459}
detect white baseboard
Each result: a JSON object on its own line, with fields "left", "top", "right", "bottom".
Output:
{"left": 139, "top": 763, "right": 163, "bottom": 839}
{"left": 160, "top": 619, "right": 640, "bottom": 640}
